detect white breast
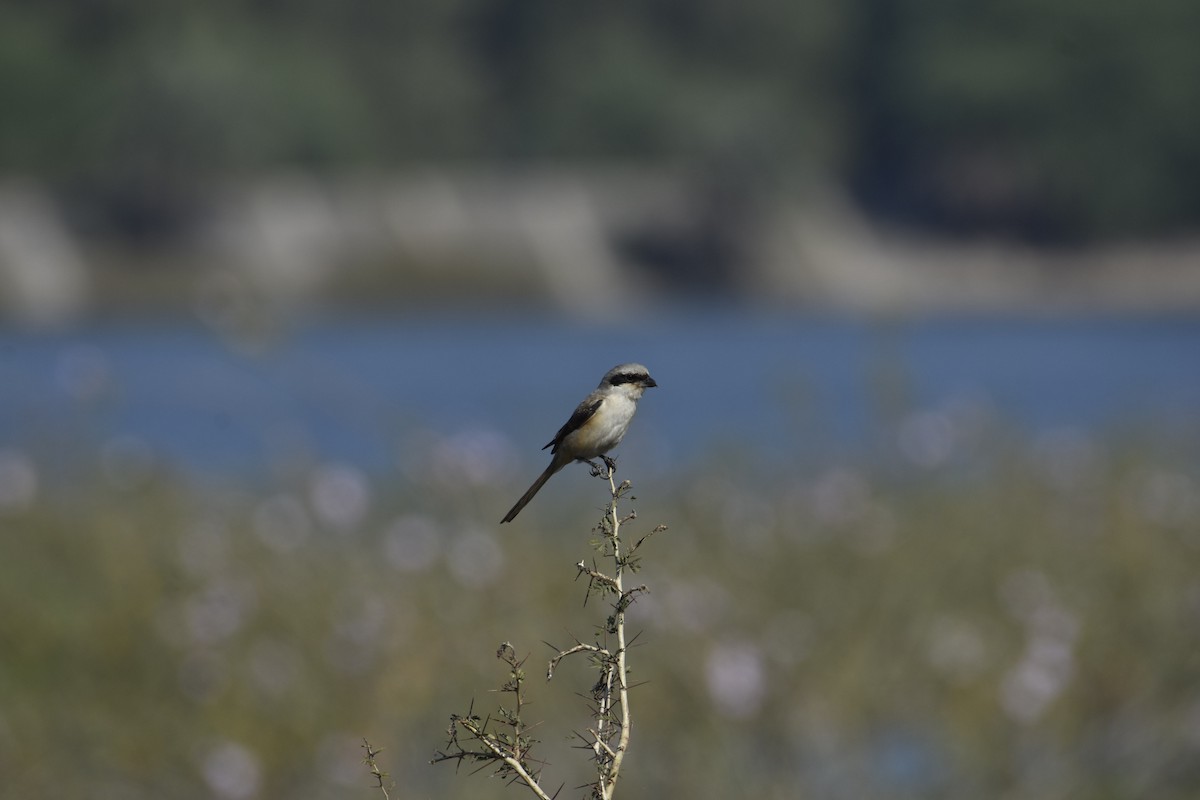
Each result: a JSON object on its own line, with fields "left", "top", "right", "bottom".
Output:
{"left": 566, "top": 392, "right": 638, "bottom": 458}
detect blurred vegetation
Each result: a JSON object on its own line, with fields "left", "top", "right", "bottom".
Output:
{"left": 2, "top": 421, "right": 1199, "bottom": 799}
{"left": 2, "top": 0, "right": 1198, "bottom": 242}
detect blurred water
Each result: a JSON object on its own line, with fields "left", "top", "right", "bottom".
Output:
{"left": 1, "top": 311, "right": 1198, "bottom": 479}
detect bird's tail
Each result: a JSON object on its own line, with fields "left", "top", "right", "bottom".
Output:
{"left": 501, "top": 462, "right": 559, "bottom": 523}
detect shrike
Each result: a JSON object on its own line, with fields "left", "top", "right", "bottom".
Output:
{"left": 501, "top": 363, "right": 657, "bottom": 523}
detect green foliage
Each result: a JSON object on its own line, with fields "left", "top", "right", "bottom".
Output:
{"left": 9, "top": 1, "right": 1196, "bottom": 239}
{"left": 850, "top": 0, "right": 1200, "bottom": 238}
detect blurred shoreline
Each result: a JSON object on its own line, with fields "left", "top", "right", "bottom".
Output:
{"left": 3, "top": 313, "right": 1198, "bottom": 489}
{"left": 3, "top": 168, "right": 1200, "bottom": 328}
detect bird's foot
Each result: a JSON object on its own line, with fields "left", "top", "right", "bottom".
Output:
{"left": 600, "top": 455, "right": 617, "bottom": 474}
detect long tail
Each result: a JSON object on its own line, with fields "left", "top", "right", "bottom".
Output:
{"left": 501, "top": 462, "right": 560, "bottom": 523}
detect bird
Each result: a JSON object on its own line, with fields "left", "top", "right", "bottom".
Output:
{"left": 501, "top": 363, "right": 657, "bottom": 523}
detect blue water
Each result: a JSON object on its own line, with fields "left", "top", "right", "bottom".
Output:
{"left": 2, "top": 312, "right": 1198, "bottom": 477}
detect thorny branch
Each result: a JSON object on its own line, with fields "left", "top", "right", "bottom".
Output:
{"left": 543, "top": 463, "right": 652, "bottom": 799}
{"left": 432, "top": 461, "right": 663, "bottom": 800}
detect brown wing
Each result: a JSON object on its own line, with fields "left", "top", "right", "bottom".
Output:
{"left": 543, "top": 396, "right": 603, "bottom": 454}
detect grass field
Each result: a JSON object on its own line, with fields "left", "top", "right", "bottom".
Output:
{"left": 2, "top": 421, "right": 1198, "bottom": 799}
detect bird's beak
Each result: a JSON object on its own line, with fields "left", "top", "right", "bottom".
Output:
{"left": 644, "top": 376, "right": 658, "bottom": 388}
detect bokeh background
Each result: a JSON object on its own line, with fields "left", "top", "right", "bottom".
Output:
{"left": 3, "top": 3, "right": 1200, "bottom": 798}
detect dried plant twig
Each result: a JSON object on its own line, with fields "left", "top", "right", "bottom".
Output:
{"left": 434, "top": 462, "right": 663, "bottom": 799}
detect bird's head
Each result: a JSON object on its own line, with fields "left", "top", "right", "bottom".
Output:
{"left": 601, "top": 363, "right": 657, "bottom": 394}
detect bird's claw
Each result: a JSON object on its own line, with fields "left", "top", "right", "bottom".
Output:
{"left": 584, "top": 456, "right": 616, "bottom": 477}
